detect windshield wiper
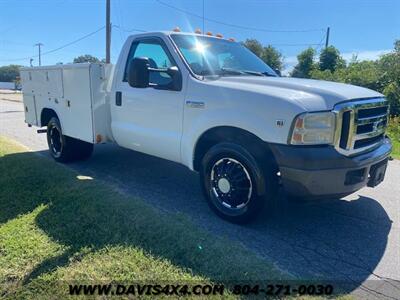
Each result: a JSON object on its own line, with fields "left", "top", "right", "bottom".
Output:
{"left": 242, "top": 70, "right": 278, "bottom": 77}
{"left": 219, "top": 68, "right": 277, "bottom": 77}
{"left": 261, "top": 71, "right": 278, "bottom": 77}
{"left": 219, "top": 68, "right": 245, "bottom": 76}
{"left": 210, "top": 68, "right": 278, "bottom": 77}
{"left": 241, "top": 70, "right": 265, "bottom": 77}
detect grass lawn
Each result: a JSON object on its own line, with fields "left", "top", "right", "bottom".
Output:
{"left": 0, "top": 136, "right": 287, "bottom": 299}
{"left": 388, "top": 117, "right": 400, "bottom": 159}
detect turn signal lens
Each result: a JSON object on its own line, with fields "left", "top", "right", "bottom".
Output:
{"left": 173, "top": 27, "right": 181, "bottom": 32}
{"left": 206, "top": 31, "right": 213, "bottom": 36}
{"left": 216, "top": 33, "right": 223, "bottom": 38}
{"left": 195, "top": 28, "right": 202, "bottom": 34}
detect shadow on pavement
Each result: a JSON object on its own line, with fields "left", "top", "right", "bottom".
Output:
{"left": 0, "top": 145, "right": 395, "bottom": 297}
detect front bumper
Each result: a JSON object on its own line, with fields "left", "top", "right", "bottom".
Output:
{"left": 269, "top": 137, "right": 392, "bottom": 197}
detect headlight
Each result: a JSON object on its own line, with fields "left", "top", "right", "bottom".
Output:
{"left": 289, "top": 112, "right": 336, "bottom": 145}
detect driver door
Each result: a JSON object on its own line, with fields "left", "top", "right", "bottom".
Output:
{"left": 111, "top": 37, "right": 185, "bottom": 163}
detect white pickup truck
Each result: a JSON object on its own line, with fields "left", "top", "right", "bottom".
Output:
{"left": 20, "top": 31, "right": 392, "bottom": 223}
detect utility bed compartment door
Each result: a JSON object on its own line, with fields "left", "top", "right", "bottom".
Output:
{"left": 21, "top": 69, "right": 63, "bottom": 98}
{"left": 61, "top": 67, "right": 93, "bottom": 142}
{"left": 20, "top": 71, "right": 40, "bottom": 126}
{"left": 22, "top": 94, "right": 38, "bottom": 126}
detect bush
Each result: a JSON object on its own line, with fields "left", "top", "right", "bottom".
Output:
{"left": 309, "top": 40, "right": 400, "bottom": 116}
{"left": 383, "top": 83, "right": 400, "bottom": 116}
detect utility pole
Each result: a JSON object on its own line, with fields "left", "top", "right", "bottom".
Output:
{"left": 34, "top": 43, "right": 43, "bottom": 66}
{"left": 325, "top": 27, "right": 330, "bottom": 49}
{"left": 106, "top": 0, "right": 111, "bottom": 63}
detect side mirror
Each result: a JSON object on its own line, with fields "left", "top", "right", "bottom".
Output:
{"left": 127, "top": 57, "right": 150, "bottom": 88}
{"left": 274, "top": 68, "right": 281, "bottom": 77}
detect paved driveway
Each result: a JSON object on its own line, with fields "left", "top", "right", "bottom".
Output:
{"left": 1, "top": 99, "right": 399, "bottom": 299}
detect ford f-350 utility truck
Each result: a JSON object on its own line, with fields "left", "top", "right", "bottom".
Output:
{"left": 20, "top": 31, "right": 392, "bottom": 223}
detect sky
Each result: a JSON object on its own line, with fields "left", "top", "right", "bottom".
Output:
{"left": 0, "top": 0, "right": 399, "bottom": 73}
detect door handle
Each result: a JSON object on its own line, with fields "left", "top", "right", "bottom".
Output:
{"left": 116, "top": 91, "right": 122, "bottom": 106}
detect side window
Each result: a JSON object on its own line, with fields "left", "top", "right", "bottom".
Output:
{"left": 124, "top": 38, "right": 175, "bottom": 86}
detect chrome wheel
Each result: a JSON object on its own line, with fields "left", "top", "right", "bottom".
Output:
{"left": 210, "top": 158, "right": 253, "bottom": 209}
{"left": 49, "top": 125, "right": 63, "bottom": 158}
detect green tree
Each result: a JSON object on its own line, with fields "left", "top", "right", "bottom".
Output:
{"left": 243, "top": 39, "right": 283, "bottom": 71}
{"left": 73, "top": 54, "right": 101, "bottom": 64}
{"left": 384, "top": 83, "right": 400, "bottom": 115}
{"left": 243, "top": 39, "right": 263, "bottom": 57}
{"left": 343, "top": 60, "right": 382, "bottom": 90}
{"left": 261, "top": 45, "right": 283, "bottom": 71}
{"left": 311, "top": 60, "right": 382, "bottom": 88}
{"left": 0, "top": 65, "right": 21, "bottom": 82}
{"left": 291, "top": 47, "right": 316, "bottom": 78}
{"left": 309, "top": 40, "right": 400, "bottom": 116}
{"left": 319, "top": 46, "right": 345, "bottom": 72}
{"left": 378, "top": 40, "right": 400, "bottom": 115}
{"left": 394, "top": 40, "right": 400, "bottom": 52}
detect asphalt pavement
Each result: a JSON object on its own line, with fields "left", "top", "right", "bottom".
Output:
{"left": 1, "top": 99, "right": 399, "bottom": 299}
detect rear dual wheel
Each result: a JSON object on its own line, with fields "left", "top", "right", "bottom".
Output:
{"left": 47, "top": 117, "right": 93, "bottom": 163}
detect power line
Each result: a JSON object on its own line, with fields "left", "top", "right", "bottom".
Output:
{"left": 113, "top": 25, "right": 147, "bottom": 33}
{"left": 202, "top": 0, "right": 205, "bottom": 33}
{"left": 0, "top": 23, "right": 326, "bottom": 64}
{"left": 314, "top": 32, "right": 327, "bottom": 53}
{"left": 0, "top": 40, "right": 32, "bottom": 47}
{"left": 0, "top": 53, "right": 36, "bottom": 63}
{"left": 0, "top": 26, "right": 105, "bottom": 62}
{"left": 0, "top": 25, "right": 19, "bottom": 35}
{"left": 42, "top": 26, "right": 105, "bottom": 56}
{"left": 156, "top": 0, "right": 325, "bottom": 33}
{"left": 115, "top": 25, "right": 325, "bottom": 49}
{"left": 114, "top": 0, "right": 126, "bottom": 42}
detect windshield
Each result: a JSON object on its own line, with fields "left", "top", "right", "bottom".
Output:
{"left": 171, "top": 34, "right": 277, "bottom": 77}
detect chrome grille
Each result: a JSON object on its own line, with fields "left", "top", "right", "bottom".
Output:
{"left": 334, "top": 98, "right": 389, "bottom": 156}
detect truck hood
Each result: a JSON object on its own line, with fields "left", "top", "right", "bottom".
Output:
{"left": 209, "top": 76, "right": 383, "bottom": 111}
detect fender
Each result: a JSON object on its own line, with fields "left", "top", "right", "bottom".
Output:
{"left": 181, "top": 108, "right": 282, "bottom": 170}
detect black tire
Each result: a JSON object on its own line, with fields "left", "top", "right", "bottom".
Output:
{"left": 200, "top": 142, "right": 278, "bottom": 224}
{"left": 46, "top": 117, "right": 93, "bottom": 163}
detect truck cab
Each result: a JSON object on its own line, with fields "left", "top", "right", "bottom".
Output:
{"left": 20, "top": 31, "right": 392, "bottom": 223}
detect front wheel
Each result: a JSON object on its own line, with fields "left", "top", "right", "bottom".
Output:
{"left": 47, "top": 117, "right": 93, "bottom": 163}
{"left": 200, "top": 142, "right": 277, "bottom": 224}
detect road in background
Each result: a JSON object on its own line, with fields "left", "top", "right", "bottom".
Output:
{"left": 1, "top": 98, "right": 399, "bottom": 299}
{"left": 0, "top": 90, "right": 22, "bottom": 103}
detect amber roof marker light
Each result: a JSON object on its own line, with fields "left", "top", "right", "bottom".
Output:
{"left": 171, "top": 27, "right": 234, "bottom": 40}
